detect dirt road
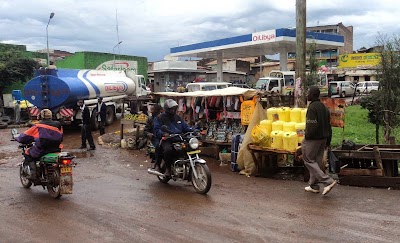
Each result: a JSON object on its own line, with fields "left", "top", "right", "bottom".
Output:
{"left": 0, "top": 126, "right": 399, "bottom": 242}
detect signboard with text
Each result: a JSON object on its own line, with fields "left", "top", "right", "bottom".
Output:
{"left": 338, "top": 53, "right": 381, "bottom": 69}
{"left": 96, "top": 60, "right": 138, "bottom": 73}
{"left": 252, "top": 30, "right": 276, "bottom": 44}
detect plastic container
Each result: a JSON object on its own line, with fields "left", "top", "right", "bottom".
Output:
{"left": 283, "top": 132, "right": 298, "bottom": 152}
{"left": 295, "top": 123, "right": 306, "bottom": 144}
{"left": 12, "top": 90, "right": 23, "bottom": 101}
{"left": 301, "top": 108, "right": 307, "bottom": 123}
{"left": 290, "top": 108, "right": 302, "bottom": 123}
{"left": 277, "top": 107, "right": 290, "bottom": 122}
{"left": 127, "top": 138, "right": 135, "bottom": 149}
{"left": 267, "top": 107, "right": 279, "bottom": 121}
{"left": 259, "top": 119, "right": 273, "bottom": 135}
{"left": 272, "top": 120, "right": 284, "bottom": 131}
{"left": 270, "top": 131, "right": 283, "bottom": 149}
{"left": 121, "top": 139, "right": 127, "bottom": 148}
{"left": 283, "top": 122, "right": 296, "bottom": 132}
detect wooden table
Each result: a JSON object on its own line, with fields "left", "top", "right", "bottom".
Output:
{"left": 247, "top": 144, "right": 305, "bottom": 179}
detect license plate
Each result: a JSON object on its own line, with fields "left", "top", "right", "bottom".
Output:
{"left": 187, "top": 150, "right": 201, "bottom": 155}
{"left": 61, "top": 167, "right": 72, "bottom": 174}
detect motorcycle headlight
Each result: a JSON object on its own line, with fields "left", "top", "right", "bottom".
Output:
{"left": 189, "top": 137, "right": 199, "bottom": 149}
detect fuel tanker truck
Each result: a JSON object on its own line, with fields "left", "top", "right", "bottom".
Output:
{"left": 23, "top": 68, "right": 151, "bottom": 129}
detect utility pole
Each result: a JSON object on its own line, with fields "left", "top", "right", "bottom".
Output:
{"left": 295, "top": 0, "right": 306, "bottom": 107}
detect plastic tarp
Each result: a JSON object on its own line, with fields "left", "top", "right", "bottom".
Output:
{"left": 236, "top": 101, "right": 267, "bottom": 176}
{"left": 153, "top": 87, "right": 259, "bottom": 100}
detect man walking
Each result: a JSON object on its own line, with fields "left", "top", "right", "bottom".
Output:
{"left": 96, "top": 97, "right": 107, "bottom": 135}
{"left": 303, "top": 86, "right": 337, "bottom": 195}
{"left": 78, "top": 99, "right": 96, "bottom": 151}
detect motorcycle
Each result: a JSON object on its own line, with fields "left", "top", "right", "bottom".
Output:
{"left": 147, "top": 129, "right": 212, "bottom": 194}
{"left": 12, "top": 129, "right": 77, "bottom": 199}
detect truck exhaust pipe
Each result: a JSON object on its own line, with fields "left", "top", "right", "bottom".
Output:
{"left": 147, "top": 168, "right": 165, "bottom": 177}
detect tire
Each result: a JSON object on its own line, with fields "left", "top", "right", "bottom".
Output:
{"left": 105, "top": 106, "right": 115, "bottom": 125}
{"left": 1, "top": 116, "right": 11, "bottom": 124}
{"left": 157, "top": 161, "right": 170, "bottom": 183}
{"left": 19, "top": 165, "right": 32, "bottom": 188}
{"left": 191, "top": 163, "right": 212, "bottom": 194}
{"left": 340, "top": 91, "right": 346, "bottom": 98}
{"left": 356, "top": 90, "right": 361, "bottom": 96}
{"left": 47, "top": 169, "right": 62, "bottom": 199}
{"left": 91, "top": 110, "right": 99, "bottom": 131}
{"left": 0, "top": 122, "right": 8, "bottom": 129}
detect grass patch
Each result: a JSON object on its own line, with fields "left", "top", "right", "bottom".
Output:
{"left": 331, "top": 105, "right": 400, "bottom": 146}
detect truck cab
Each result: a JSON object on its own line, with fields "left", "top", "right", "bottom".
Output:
{"left": 255, "top": 77, "right": 293, "bottom": 94}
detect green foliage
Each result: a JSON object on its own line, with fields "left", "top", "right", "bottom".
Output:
{"left": 364, "top": 34, "right": 400, "bottom": 142}
{"left": 331, "top": 105, "right": 400, "bottom": 146}
{"left": 305, "top": 42, "right": 319, "bottom": 90}
{"left": 0, "top": 49, "right": 39, "bottom": 93}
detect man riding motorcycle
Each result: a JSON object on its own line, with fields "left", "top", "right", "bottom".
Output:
{"left": 15, "top": 109, "right": 63, "bottom": 179}
{"left": 153, "top": 99, "right": 193, "bottom": 177}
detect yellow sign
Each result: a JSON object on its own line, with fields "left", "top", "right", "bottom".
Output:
{"left": 338, "top": 53, "right": 381, "bottom": 68}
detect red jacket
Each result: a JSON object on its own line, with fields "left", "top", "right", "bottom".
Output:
{"left": 16, "top": 120, "right": 63, "bottom": 158}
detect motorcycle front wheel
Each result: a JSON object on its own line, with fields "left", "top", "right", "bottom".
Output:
{"left": 47, "top": 169, "right": 62, "bottom": 199}
{"left": 191, "top": 163, "right": 211, "bottom": 194}
{"left": 19, "top": 165, "right": 32, "bottom": 188}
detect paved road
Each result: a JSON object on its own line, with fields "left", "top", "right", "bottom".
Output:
{"left": 0, "top": 127, "right": 399, "bottom": 242}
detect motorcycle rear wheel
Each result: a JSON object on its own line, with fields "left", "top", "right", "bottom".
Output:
{"left": 47, "top": 169, "right": 62, "bottom": 199}
{"left": 191, "top": 163, "right": 211, "bottom": 194}
{"left": 19, "top": 165, "right": 32, "bottom": 188}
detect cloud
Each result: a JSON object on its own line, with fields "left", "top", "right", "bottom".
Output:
{"left": 1, "top": 0, "right": 400, "bottom": 61}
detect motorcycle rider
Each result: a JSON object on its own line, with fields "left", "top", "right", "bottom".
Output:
{"left": 144, "top": 103, "right": 162, "bottom": 170}
{"left": 15, "top": 109, "right": 63, "bottom": 179}
{"left": 153, "top": 99, "right": 193, "bottom": 177}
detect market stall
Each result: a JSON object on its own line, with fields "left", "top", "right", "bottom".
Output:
{"left": 153, "top": 87, "right": 259, "bottom": 159}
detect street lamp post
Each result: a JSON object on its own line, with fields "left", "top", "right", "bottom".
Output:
{"left": 113, "top": 41, "right": 123, "bottom": 69}
{"left": 46, "top": 12, "right": 55, "bottom": 67}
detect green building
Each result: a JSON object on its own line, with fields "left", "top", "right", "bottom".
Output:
{"left": 56, "top": 51, "right": 148, "bottom": 80}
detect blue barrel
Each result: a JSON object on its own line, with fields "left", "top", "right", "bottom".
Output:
{"left": 12, "top": 90, "right": 23, "bottom": 101}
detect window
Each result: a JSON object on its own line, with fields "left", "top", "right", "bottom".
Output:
{"left": 269, "top": 80, "right": 279, "bottom": 91}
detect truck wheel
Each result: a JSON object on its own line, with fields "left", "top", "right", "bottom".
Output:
{"left": 91, "top": 110, "right": 99, "bottom": 131}
{"left": 105, "top": 106, "right": 115, "bottom": 126}
{"left": 0, "top": 122, "right": 8, "bottom": 129}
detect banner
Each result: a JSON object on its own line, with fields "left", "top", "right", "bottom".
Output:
{"left": 320, "top": 98, "right": 346, "bottom": 128}
{"left": 338, "top": 53, "right": 381, "bottom": 69}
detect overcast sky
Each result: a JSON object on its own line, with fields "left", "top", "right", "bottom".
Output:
{"left": 1, "top": 0, "right": 399, "bottom": 62}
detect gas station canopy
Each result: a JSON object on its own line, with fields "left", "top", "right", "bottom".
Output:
{"left": 170, "top": 28, "right": 344, "bottom": 59}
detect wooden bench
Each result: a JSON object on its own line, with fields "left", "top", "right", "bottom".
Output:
{"left": 247, "top": 144, "right": 307, "bottom": 181}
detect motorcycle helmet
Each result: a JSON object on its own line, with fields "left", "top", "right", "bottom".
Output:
{"left": 40, "top": 109, "right": 52, "bottom": 119}
{"left": 164, "top": 99, "right": 178, "bottom": 115}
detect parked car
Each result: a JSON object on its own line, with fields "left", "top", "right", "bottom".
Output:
{"left": 232, "top": 83, "right": 251, "bottom": 89}
{"left": 329, "top": 81, "right": 355, "bottom": 97}
{"left": 355, "top": 81, "right": 379, "bottom": 95}
{"left": 186, "top": 82, "right": 231, "bottom": 92}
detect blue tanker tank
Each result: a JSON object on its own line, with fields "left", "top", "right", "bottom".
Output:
{"left": 24, "top": 68, "right": 136, "bottom": 110}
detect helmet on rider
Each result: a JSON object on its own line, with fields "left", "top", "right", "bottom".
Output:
{"left": 164, "top": 99, "right": 178, "bottom": 116}
{"left": 40, "top": 109, "right": 52, "bottom": 120}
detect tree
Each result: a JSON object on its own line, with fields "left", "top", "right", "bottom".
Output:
{"left": 360, "top": 34, "right": 400, "bottom": 143}
{"left": 0, "top": 49, "right": 39, "bottom": 95}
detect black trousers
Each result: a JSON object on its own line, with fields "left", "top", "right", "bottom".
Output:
{"left": 81, "top": 124, "right": 95, "bottom": 148}
{"left": 23, "top": 154, "right": 37, "bottom": 176}
{"left": 160, "top": 140, "right": 177, "bottom": 167}
{"left": 98, "top": 121, "right": 105, "bottom": 135}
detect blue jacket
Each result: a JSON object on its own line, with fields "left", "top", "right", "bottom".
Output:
{"left": 153, "top": 113, "right": 192, "bottom": 139}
